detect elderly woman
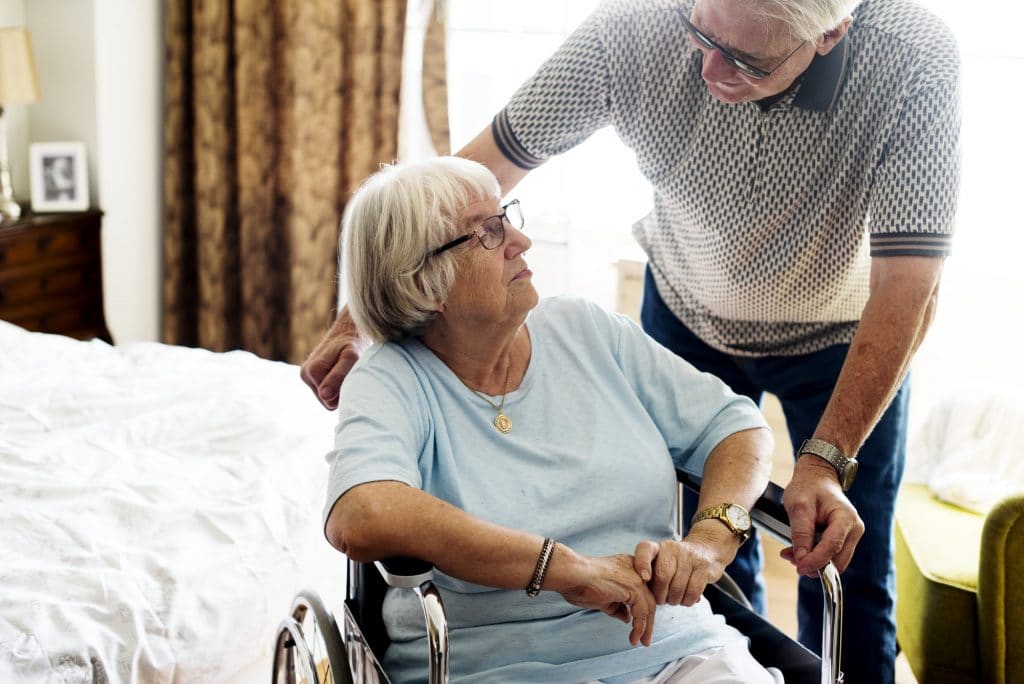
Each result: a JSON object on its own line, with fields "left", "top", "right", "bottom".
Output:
{"left": 324, "top": 157, "right": 779, "bottom": 684}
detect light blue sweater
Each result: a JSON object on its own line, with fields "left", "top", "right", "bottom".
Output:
{"left": 323, "top": 296, "right": 768, "bottom": 683}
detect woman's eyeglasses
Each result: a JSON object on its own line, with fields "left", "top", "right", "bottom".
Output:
{"left": 679, "top": 12, "right": 806, "bottom": 81}
{"left": 431, "top": 199, "right": 524, "bottom": 256}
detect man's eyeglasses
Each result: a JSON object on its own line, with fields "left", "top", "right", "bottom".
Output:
{"left": 679, "top": 13, "right": 806, "bottom": 81}
{"left": 431, "top": 199, "right": 524, "bottom": 256}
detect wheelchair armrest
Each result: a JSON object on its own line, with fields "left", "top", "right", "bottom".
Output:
{"left": 676, "top": 470, "right": 792, "bottom": 545}
{"left": 374, "top": 557, "right": 435, "bottom": 589}
{"left": 346, "top": 557, "right": 437, "bottom": 656}
{"left": 365, "top": 557, "right": 449, "bottom": 683}
{"left": 750, "top": 481, "right": 792, "bottom": 545}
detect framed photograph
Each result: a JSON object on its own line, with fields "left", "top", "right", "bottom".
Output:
{"left": 29, "top": 142, "right": 90, "bottom": 212}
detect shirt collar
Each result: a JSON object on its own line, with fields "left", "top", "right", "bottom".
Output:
{"left": 792, "top": 34, "right": 850, "bottom": 112}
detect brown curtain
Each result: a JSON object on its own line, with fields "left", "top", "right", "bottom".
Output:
{"left": 163, "top": 0, "right": 406, "bottom": 363}
{"left": 422, "top": 0, "right": 450, "bottom": 155}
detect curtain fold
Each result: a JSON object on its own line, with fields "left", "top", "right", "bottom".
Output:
{"left": 163, "top": 0, "right": 407, "bottom": 363}
{"left": 423, "top": 0, "right": 450, "bottom": 155}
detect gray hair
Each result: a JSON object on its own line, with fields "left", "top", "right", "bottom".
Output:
{"left": 341, "top": 156, "right": 501, "bottom": 342}
{"left": 749, "top": 0, "right": 860, "bottom": 43}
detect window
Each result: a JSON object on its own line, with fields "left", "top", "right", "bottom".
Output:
{"left": 905, "top": 0, "right": 1024, "bottom": 414}
{"left": 446, "top": 0, "right": 650, "bottom": 312}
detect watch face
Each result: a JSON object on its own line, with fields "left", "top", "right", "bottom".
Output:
{"left": 841, "top": 459, "right": 859, "bottom": 490}
{"left": 725, "top": 505, "right": 751, "bottom": 531}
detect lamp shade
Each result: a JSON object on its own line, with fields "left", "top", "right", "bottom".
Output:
{"left": 0, "top": 27, "right": 39, "bottom": 105}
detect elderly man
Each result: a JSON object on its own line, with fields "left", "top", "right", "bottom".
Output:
{"left": 303, "top": 0, "right": 959, "bottom": 681}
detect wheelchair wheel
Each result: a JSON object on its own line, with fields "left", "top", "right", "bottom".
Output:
{"left": 272, "top": 590, "right": 351, "bottom": 684}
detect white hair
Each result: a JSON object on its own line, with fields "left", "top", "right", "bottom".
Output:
{"left": 749, "top": 0, "right": 861, "bottom": 43}
{"left": 341, "top": 156, "right": 501, "bottom": 342}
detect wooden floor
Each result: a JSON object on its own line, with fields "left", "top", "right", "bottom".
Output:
{"left": 760, "top": 395, "right": 918, "bottom": 683}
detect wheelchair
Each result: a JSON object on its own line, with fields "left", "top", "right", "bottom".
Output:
{"left": 272, "top": 471, "right": 845, "bottom": 684}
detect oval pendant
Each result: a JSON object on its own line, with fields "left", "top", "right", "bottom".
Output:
{"left": 493, "top": 412, "right": 512, "bottom": 434}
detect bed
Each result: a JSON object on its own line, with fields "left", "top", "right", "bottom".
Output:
{"left": 0, "top": 321, "right": 344, "bottom": 683}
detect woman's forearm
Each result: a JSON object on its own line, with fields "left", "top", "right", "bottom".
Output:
{"left": 683, "top": 428, "right": 773, "bottom": 565}
{"left": 695, "top": 427, "right": 773, "bottom": 514}
{"left": 327, "top": 480, "right": 659, "bottom": 644}
{"left": 327, "top": 481, "right": 580, "bottom": 591}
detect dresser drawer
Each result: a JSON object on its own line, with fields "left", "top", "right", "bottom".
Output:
{"left": 0, "top": 224, "right": 99, "bottom": 267}
{"left": 0, "top": 210, "right": 110, "bottom": 342}
{"left": 1, "top": 285, "right": 101, "bottom": 320}
{"left": 0, "top": 259, "right": 100, "bottom": 306}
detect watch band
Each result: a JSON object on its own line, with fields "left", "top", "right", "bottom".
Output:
{"left": 798, "top": 438, "right": 858, "bottom": 491}
{"left": 691, "top": 503, "right": 752, "bottom": 542}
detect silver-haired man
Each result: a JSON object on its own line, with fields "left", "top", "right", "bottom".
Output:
{"left": 303, "top": 0, "right": 959, "bottom": 680}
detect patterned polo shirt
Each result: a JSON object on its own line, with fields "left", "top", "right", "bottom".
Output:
{"left": 492, "top": 0, "right": 960, "bottom": 356}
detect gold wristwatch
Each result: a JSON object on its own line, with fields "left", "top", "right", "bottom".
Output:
{"left": 691, "top": 503, "right": 752, "bottom": 542}
{"left": 798, "top": 438, "right": 858, "bottom": 491}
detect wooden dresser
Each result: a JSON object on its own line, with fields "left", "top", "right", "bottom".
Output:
{"left": 0, "top": 209, "right": 112, "bottom": 342}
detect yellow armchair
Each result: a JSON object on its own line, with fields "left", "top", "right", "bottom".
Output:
{"left": 895, "top": 484, "right": 1024, "bottom": 683}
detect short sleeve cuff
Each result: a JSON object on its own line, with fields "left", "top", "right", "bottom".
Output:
{"left": 870, "top": 232, "right": 952, "bottom": 258}
{"left": 492, "top": 110, "right": 547, "bottom": 170}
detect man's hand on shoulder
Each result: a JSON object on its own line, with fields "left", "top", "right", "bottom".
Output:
{"left": 300, "top": 310, "right": 366, "bottom": 410}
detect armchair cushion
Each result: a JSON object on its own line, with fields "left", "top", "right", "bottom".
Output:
{"left": 896, "top": 483, "right": 1024, "bottom": 684}
{"left": 895, "top": 483, "right": 983, "bottom": 683}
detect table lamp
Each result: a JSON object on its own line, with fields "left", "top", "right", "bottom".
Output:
{"left": 0, "top": 27, "right": 40, "bottom": 223}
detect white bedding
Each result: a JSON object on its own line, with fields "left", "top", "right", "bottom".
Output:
{"left": 0, "top": 322, "right": 343, "bottom": 683}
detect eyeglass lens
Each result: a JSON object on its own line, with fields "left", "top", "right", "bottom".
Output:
{"left": 680, "top": 14, "right": 769, "bottom": 79}
{"left": 480, "top": 200, "right": 524, "bottom": 250}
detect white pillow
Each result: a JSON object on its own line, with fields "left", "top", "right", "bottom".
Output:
{"left": 909, "top": 390, "right": 1024, "bottom": 514}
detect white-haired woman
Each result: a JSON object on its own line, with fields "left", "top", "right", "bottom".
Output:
{"left": 324, "top": 156, "right": 780, "bottom": 683}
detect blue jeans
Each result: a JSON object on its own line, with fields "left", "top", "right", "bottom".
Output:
{"left": 641, "top": 267, "right": 905, "bottom": 684}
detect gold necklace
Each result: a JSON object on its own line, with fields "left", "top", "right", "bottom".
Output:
{"left": 464, "top": 360, "right": 513, "bottom": 434}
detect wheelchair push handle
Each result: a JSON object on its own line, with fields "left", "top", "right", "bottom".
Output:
{"left": 819, "top": 561, "right": 844, "bottom": 684}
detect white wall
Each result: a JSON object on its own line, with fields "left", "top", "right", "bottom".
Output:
{"left": 91, "top": 0, "right": 162, "bottom": 343}
{"left": 1, "top": 0, "right": 162, "bottom": 343}
{"left": 24, "top": 0, "right": 99, "bottom": 207}
{"left": 0, "top": 0, "right": 28, "bottom": 200}
{"left": 903, "top": 0, "right": 1024, "bottom": 442}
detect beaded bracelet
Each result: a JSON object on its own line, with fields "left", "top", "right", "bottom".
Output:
{"left": 526, "top": 537, "right": 556, "bottom": 597}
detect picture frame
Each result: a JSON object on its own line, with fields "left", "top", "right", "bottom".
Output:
{"left": 29, "top": 141, "right": 90, "bottom": 212}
